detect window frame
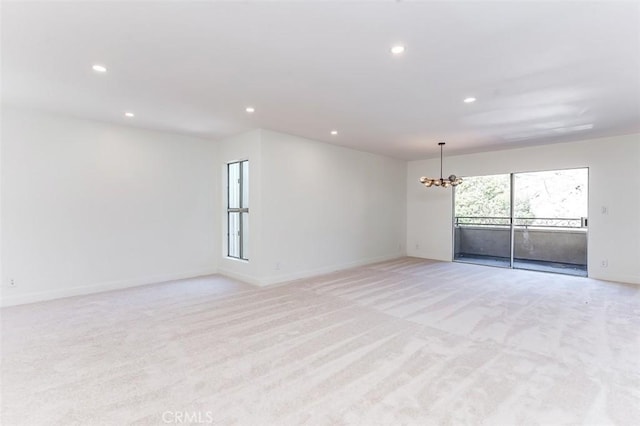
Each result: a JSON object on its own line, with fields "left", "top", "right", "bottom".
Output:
{"left": 227, "top": 160, "right": 249, "bottom": 260}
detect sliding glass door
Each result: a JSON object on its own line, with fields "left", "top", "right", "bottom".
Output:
{"left": 454, "top": 174, "right": 511, "bottom": 268}
{"left": 454, "top": 168, "right": 588, "bottom": 276}
{"left": 512, "top": 169, "right": 588, "bottom": 275}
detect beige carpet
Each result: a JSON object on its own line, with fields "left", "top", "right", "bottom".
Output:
{"left": 2, "top": 258, "right": 639, "bottom": 425}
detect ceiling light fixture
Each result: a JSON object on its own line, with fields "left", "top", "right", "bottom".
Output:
{"left": 92, "top": 64, "right": 107, "bottom": 73}
{"left": 124, "top": 112, "right": 134, "bottom": 118}
{"left": 419, "top": 142, "right": 462, "bottom": 188}
{"left": 245, "top": 107, "right": 255, "bottom": 113}
{"left": 463, "top": 97, "right": 476, "bottom": 103}
{"left": 390, "top": 45, "right": 405, "bottom": 55}
{"left": 330, "top": 130, "right": 338, "bottom": 135}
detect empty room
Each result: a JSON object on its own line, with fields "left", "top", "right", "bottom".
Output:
{"left": 1, "top": 1, "right": 639, "bottom": 425}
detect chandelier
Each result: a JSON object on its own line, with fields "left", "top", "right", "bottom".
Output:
{"left": 419, "top": 142, "right": 462, "bottom": 188}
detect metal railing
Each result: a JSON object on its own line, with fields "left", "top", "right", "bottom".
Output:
{"left": 454, "top": 216, "right": 587, "bottom": 229}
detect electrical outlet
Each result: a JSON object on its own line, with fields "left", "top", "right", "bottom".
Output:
{"left": 415, "top": 243, "right": 420, "bottom": 250}
{"left": 9, "top": 279, "right": 16, "bottom": 287}
{"left": 600, "top": 260, "right": 608, "bottom": 268}
{"left": 275, "top": 262, "right": 281, "bottom": 271}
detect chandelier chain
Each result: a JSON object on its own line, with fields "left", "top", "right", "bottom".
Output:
{"left": 419, "top": 142, "right": 462, "bottom": 188}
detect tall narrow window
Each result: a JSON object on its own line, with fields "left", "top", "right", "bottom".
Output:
{"left": 227, "top": 160, "right": 249, "bottom": 260}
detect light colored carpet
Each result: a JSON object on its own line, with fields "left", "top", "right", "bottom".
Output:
{"left": 1, "top": 257, "right": 639, "bottom": 425}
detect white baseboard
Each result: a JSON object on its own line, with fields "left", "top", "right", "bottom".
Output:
{"left": 261, "top": 252, "right": 406, "bottom": 286}
{"left": 218, "top": 252, "right": 405, "bottom": 287}
{"left": 216, "top": 268, "right": 262, "bottom": 287}
{"left": 588, "top": 271, "right": 640, "bottom": 286}
{"left": 407, "top": 254, "right": 640, "bottom": 286}
{"left": 405, "top": 251, "right": 451, "bottom": 262}
{"left": 1, "top": 253, "right": 407, "bottom": 307}
{"left": 0, "top": 267, "right": 219, "bottom": 307}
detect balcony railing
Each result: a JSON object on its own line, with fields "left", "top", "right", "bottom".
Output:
{"left": 454, "top": 216, "right": 587, "bottom": 229}
{"left": 454, "top": 216, "right": 588, "bottom": 271}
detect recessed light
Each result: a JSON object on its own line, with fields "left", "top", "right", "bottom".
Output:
{"left": 124, "top": 112, "right": 134, "bottom": 118}
{"left": 245, "top": 107, "right": 255, "bottom": 113}
{"left": 390, "top": 45, "right": 405, "bottom": 55}
{"left": 330, "top": 130, "right": 338, "bottom": 136}
{"left": 463, "top": 97, "right": 477, "bottom": 103}
{"left": 92, "top": 64, "right": 107, "bottom": 73}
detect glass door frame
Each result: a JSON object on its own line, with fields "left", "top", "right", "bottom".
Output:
{"left": 452, "top": 167, "right": 589, "bottom": 276}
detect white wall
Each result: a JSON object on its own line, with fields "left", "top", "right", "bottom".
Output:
{"left": 216, "top": 129, "right": 406, "bottom": 286}
{"left": 407, "top": 133, "right": 640, "bottom": 284}
{"left": 1, "top": 107, "right": 219, "bottom": 306}
{"left": 259, "top": 130, "right": 406, "bottom": 284}
{"left": 1, "top": 111, "right": 407, "bottom": 305}
{"left": 13, "top": 106, "right": 631, "bottom": 305}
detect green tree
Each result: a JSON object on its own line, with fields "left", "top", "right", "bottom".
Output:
{"left": 455, "top": 175, "right": 533, "bottom": 224}
{"left": 454, "top": 170, "right": 587, "bottom": 225}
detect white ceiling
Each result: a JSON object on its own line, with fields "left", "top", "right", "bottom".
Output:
{"left": 2, "top": 1, "right": 639, "bottom": 160}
